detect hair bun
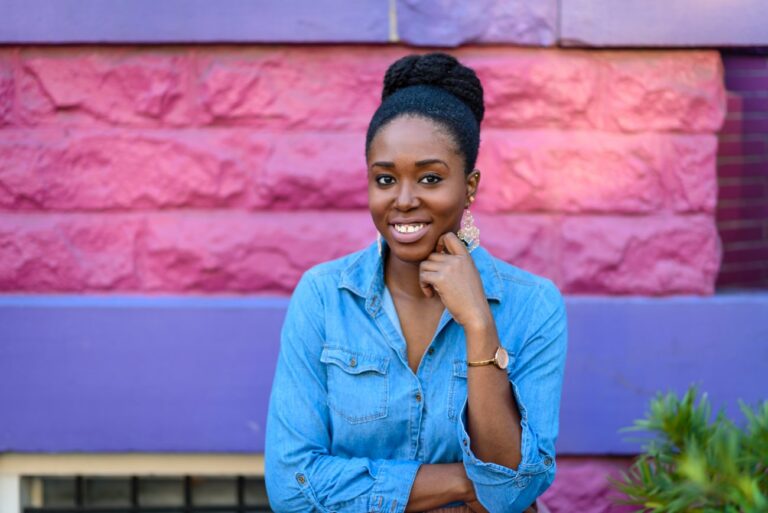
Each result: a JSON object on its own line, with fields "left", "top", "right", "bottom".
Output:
{"left": 381, "top": 52, "right": 485, "bottom": 125}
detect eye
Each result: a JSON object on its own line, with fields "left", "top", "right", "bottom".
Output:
{"left": 375, "top": 175, "right": 395, "bottom": 186}
{"left": 419, "top": 174, "right": 442, "bottom": 185}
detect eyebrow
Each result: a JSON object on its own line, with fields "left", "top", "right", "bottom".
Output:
{"left": 371, "top": 159, "right": 449, "bottom": 169}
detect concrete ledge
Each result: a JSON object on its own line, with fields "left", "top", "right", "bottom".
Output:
{"left": 0, "top": 0, "right": 389, "bottom": 43}
{"left": 560, "top": 0, "right": 768, "bottom": 47}
{"left": 1, "top": 293, "right": 766, "bottom": 455}
{"left": 2, "top": 0, "right": 767, "bottom": 47}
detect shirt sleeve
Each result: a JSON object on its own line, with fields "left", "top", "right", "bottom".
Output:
{"left": 456, "top": 279, "right": 567, "bottom": 512}
{"left": 265, "top": 271, "right": 422, "bottom": 513}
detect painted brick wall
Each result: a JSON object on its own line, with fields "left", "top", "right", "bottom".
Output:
{"left": 717, "top": 53, "right": 768, "bottom": 289}
{"left": 0, "top": 46, "right": 725, "bottom": 295}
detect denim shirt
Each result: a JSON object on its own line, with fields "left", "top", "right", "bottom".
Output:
{"left": 265, "top": 240, "right": 567, "bottom": 513}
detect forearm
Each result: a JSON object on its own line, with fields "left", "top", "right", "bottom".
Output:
{"left": 464, "top": 320, "right": 523, "bottom": 470}
{"left": 405, "top": 463, "right": 474, "bottom": 512}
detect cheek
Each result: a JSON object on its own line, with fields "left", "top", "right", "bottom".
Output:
{"left": 367, "top": 190, "right": 389, "bottom": 224}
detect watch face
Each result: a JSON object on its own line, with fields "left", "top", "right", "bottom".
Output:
{"left": 495, "top": 347, "right": 509, "bottom": 369}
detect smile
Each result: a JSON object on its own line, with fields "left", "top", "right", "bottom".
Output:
{"left": 388, "top": 222, "right": 430, "bottom": 244}
{"left": 394, "top": 223, "right": 426, "bottom": 233}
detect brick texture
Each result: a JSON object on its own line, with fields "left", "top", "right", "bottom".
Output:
{"left": 716, "top": 53, "right": 768, "bottom": 289}
{"left": 0, "top": 46, "right": 726, "bottom": 295}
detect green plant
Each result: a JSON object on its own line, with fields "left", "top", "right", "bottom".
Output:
{"left": 612, "top": 387, "right": 768, "bottom": 513}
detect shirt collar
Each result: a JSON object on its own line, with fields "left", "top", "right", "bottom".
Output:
{"left": 339, "top": 238, "right": 503, "bottom": 308}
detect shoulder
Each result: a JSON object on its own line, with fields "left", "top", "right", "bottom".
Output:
{"left": 293, "top": 245, "right": 370, "bottom": 297}
{"left": 483, "top": 249, "right": 564, "bottom": 311}
{"left": 304, "top": 247, "right": 367, "bottom": 279}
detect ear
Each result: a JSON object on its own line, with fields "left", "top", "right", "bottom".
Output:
{"left": 465, "top": 169, "right": 481, "bottom": 208}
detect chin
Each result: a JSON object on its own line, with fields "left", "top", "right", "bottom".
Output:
{"left": 385, "top": 239, "right": 434, "bottom": 263}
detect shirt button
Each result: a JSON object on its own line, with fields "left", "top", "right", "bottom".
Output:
{"left": 544, "top": 457, "right": 553, "bottom": 466}
{"left": 462, "top": 438, "right": 468, "bottom": 446}
{"left": 415, "top": 392, "right": 422, "bottom": 402}
{"left": 349, "top": 357, "right": 357, "bottom": 368}
{"left": 296, "top": 474, "right": 306, "bottom": 485}
{"left": 427, "top": 347, "right": 435, "bottom": 355}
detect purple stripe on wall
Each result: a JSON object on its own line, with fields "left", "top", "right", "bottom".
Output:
{"left": 1, "top": 294, "right": 766, "bottom": 454}
{"left": 395, "top": 0, "right": 557, "bottom": 47}
{"left": 560, "top": 293, "right": 768, "bottom": 453}
{"left": 560, "top": 0, "right": 768, "bottom": 47}
{"left": 0, "top": 297, "right": 286, "bottom": 452}
{"left": 0, "top": 0, "right": 389, "bottom": 43}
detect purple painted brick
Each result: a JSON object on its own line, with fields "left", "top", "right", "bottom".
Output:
{"left": 396, "top": 0, "right": 557, "bottom": 47}
{"left": 0, "top": 0, "right": 389, "bottom": 43}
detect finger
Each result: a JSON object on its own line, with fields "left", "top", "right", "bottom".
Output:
{"left": 419, "top": 260, "right": 443, "bottom": 272}
{"left": 419, "top": 281, "right": 434, "bottom": 298}
{"left": 435, "top": 234, "right": 447, "bottom": 255}
{"left": 442, "top": 231, "right": 470, "bottom": 256}
{"left": 425, "top": 251, "right": 450, "bottom": 263}
{"left": 419, "top": 270, "right": 440, "bottom": 298}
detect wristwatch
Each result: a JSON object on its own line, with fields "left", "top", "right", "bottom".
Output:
{"left": 467, "top": 346, "right": 509, "bottom": 370}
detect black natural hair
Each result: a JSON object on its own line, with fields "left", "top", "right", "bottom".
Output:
{"left": 365, "top": 53, "right": 485, "bottom": 174}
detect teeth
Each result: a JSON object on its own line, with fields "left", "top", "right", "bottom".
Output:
{"left": 394, "top": 223, "right": 425, "bottom": 234}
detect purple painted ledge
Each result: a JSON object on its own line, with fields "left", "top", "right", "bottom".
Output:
{"left": 1, "top": 293, "right": 766, "bottom": 454}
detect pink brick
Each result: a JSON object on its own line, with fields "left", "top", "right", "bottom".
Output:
{"left": 253, "top": 132, "right": 369, "bottom": 209}
{"left": 561, "top": 215, "right": 721, "bottom": 295}
{"left": 465, "top": 51, "right": 601, "bottom": 130}
{"left": 0, "top": 213, "right": 141, "bottom": 291}
{"left": 600, "top": 51, "right": 726, "bottom": 133}
{"left": 477, "top": 130, "right": 663, "bottom": 213}
{"left": 540, "top": 457, "right": 635, "bottom": 513}
{"left": 476, "top": 131, "right": 715, "bottom": 214}
{"left": 18, "top": 50, "right": 195, "bottom": 126}
{"left": 660, "top": 135, "right": 718, "bottom": 213}
{"left": 140, "top": 211, "right": 377, "bottom": 293}
{"left": 0, "top": 130, "right": 261, "bottom": 210}
{"left": 0, "top": 52, "right": 14, "bottom": 127}
{"left": 475, "top": 213, "right": 560, "bottom": 282}
{"left": 197, "top": 48, "right": 385, "bottom": 129}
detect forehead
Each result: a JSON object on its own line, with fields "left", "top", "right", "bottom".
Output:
{"left": 368, "top": 115, "right": 460, "bottom": 161}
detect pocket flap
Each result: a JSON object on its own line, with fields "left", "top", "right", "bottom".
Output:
{"left": 453, "top": 360, "right": 467, "bottom": 378}
{"left": 321, "top": 347, "right": 389, "bottom": 375}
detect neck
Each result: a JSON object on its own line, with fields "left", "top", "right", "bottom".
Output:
{"left": 383, "top": 249, "right": 432, "bottom": 300}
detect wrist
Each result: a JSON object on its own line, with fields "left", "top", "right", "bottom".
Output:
{"left": 449, "top": 463, "right": 475, "bottom": 503}
{"left": 462, "top": 311, "right": 495, "bottom": 336}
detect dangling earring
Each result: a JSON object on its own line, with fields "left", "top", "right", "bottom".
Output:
{"left": 457, "top": 197, "right": 480, "bottom": 252}
{"left": 377, "top": 232, "right": 383, "bottom": 257}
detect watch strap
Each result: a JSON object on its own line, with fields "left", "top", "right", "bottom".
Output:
{"left": 466, "top": 358, "right": 495, "bottom": 367}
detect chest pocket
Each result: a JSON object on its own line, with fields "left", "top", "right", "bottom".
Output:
{"left": 447, "top": 360, "right": 467, "bottom": 422}
{"left": 321, "top": 347, "right": 390, "bottom": 424}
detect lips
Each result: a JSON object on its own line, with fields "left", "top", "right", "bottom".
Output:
{"left": 389, "top": 221, "right": 431, "bottom": 244}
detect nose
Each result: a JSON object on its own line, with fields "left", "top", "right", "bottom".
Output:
{"left": 394, "top": 182, "right": 419, "bottom": 210}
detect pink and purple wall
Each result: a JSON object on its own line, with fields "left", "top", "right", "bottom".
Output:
{"left": 1, "top": 1, "right": 767, "bottom": 512}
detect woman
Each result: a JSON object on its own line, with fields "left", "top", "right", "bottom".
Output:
{"left": 265, "top": 53, "right": 567, "bottom": 513}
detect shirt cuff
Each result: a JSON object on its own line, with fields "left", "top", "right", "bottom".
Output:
{"left": 456, "top": 378, "right": 554, "bottom": 487}
{"left": 367, "top": 459, "right": 422, "bottom": 513}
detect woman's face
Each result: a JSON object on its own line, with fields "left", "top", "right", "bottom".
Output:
{"left": 367, "top": 115, "right": 480, "bottom": 264}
